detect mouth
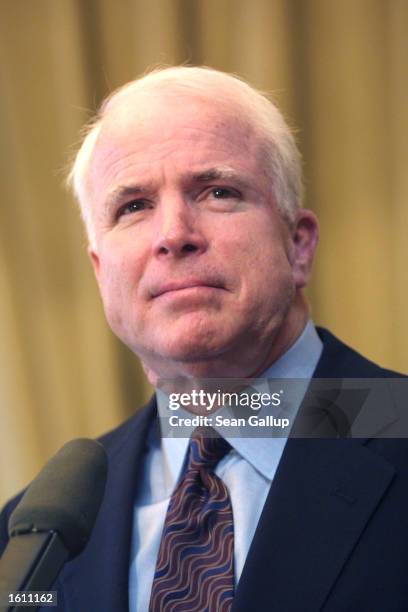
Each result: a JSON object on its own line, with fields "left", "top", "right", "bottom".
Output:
{"left": 151, "top": 279, "right": 225, "bottom": 299}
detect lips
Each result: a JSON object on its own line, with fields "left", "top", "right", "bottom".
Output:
{"left": 151, "top": 278, "right": 225, "bottom": 298}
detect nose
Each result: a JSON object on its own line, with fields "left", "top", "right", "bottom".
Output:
{"left": 152, "top": 198, "right": 208, "bottom": 259}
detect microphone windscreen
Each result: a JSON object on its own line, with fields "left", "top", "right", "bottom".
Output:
{"left": 8, "top": 438, "right": 108, "bottom": 557}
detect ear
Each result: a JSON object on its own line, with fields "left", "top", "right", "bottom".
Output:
{"left": 88, "top": 246, "right": 100, "bottom": 283}
{"left": 288, "top": 209, "right": 319, "bottom": 289}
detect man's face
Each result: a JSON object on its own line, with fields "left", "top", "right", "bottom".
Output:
{"left": 88, "top": 93, "right": 315, "bottom": 380}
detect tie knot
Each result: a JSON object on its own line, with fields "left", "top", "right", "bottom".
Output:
{"left": 187, "top": 427, "right": 231, "bottom": 471}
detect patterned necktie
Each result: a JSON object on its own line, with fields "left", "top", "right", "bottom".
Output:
{"left": 149, "top": 427, "right": 235, "bottom": 612}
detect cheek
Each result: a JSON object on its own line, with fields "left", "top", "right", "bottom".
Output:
{"left": 97, "top": 247, "right": 139, "bottom": 314}
{"left": 214, "top": 218, "right": 292, "bottom": 286}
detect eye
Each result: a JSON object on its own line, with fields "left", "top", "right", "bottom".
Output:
{"left": 116, "top": 200, "right": 149, "bottom": 220}
{"left": 201, "top": 186, "right": 242, "bottom": 211}
{"left": 210, "top": 187, "right": 236, "bottom": 199}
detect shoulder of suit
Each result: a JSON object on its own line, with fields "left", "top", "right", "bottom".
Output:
{"left": 315, "top": 326, "right": 406, "bottom": 379}
{"left": 97, "top": 394, "right": 157, "bottom": 454}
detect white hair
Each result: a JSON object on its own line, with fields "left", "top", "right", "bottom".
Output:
{"left": 66, "top": 66, "right": 303, "bottom": 246}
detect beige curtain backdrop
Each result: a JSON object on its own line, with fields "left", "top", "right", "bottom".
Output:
{"left": 0, "top": 0, "right": 407, "bottom": 505}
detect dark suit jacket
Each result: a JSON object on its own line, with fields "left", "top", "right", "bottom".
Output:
{"left": 1, "top": 328, "right": 408, "bottom": 611}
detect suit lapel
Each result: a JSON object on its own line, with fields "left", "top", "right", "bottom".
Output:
{"left": 58, "top": 398, "right": 157, "bottom": 612}
{"left": 232, "top": 437, "right": 395, "bottom": 612}
{"left": 233, "top": 328, "right": 397, "bottom": 611}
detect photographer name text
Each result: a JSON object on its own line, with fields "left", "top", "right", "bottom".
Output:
{"left": 167, "top": 414, "right": 290, "bottom": 429}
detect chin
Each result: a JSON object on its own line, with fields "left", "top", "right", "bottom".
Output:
{"left": 152, "top": 315, "right": 230, "bottom": 355}
{"left": 158, "top": 339, "right": 223, "bottom": 363}
{"left": 149, "top": 326, "right": 234, "bottom": 365}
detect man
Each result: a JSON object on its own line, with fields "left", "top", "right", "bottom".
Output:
{"left": 1, "top": 66, "right": 408, "bottom": 611}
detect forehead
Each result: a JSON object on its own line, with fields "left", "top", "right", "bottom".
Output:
{"left": 88, "top": 92, "right": 266, "bottom": 191}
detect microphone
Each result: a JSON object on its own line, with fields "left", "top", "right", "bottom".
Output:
{"left": 0, "top": 438, "right": 108, "bottom": 610}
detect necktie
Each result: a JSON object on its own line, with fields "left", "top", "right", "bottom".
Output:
{"left": 149, "top": 427, "right": 235, "bottom": 612}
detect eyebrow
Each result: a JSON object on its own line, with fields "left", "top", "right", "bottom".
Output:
{"left": 192, "top": 167, "right": 251, "bottom": 189}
